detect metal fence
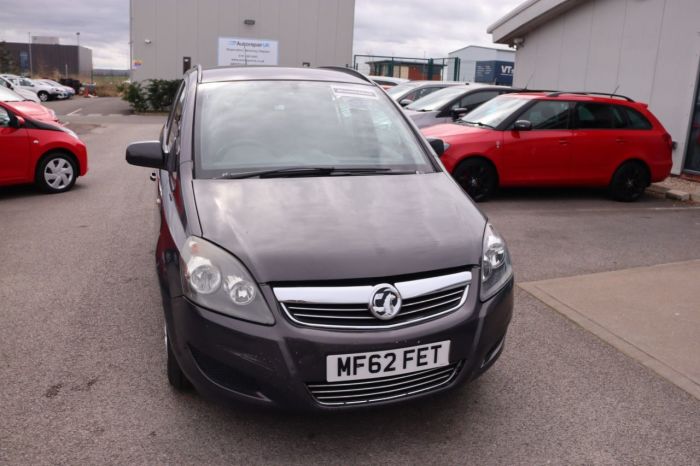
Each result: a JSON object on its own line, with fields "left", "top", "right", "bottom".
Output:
{"left": 353, "top": 55, "right": 461, "bottom": 81}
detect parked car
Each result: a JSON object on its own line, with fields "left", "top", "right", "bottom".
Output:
{"left": 423, "top": 92, "right": 673, "bottom": 201}
{"left": 0, "top": 76, "right": 41, "bottom": 103}
{"left": 126, "top": 66, "right": 514, "bottom": 410}
{"left": 405, "top": 84, "right": 515, "bottom": 128}
{"left": 386, "top": 80, "right": 464, "bottom": 107}
{"left": 0, "top": 85, "right": 61, "bottom": 124}
{"left": 0, "top": 75, "right": 66, "bottom": 101}
{"left": 0, "top": 101, "right": 87, "bottom": 193}
{"left": 368, "top": 75, "right": 408, "bottom": 89}
{"left": 59, "top": 78, "right": 82, "bottom": 94}
{"left": 37, "top": 79, "right": 75, "bottom": 98}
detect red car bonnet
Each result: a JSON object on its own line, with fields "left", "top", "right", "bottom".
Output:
{"left": 4, "top": 101, "right": 60, "bottom": 124}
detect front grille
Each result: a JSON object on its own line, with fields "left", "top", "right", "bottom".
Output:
{"left": 307, "top": 363, "right": 461, "bottom": 406}
{"left": 282, "top": 285, "right": 467, "bottom": 329}
{"left": 274, "top": 270, "right": 472, "bottom": 330}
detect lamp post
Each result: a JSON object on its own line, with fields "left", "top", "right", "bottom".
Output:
{"left": 27, "top": 32, "right": 33, "bottom": 77}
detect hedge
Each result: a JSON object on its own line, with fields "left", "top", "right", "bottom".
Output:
{"left": 118, "top": 79, "right": 182, "bottom": 112}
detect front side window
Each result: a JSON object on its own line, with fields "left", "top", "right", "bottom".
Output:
{"left": 516, "top": 100, "right": 571, "bottom": 130}
{"left": 454, "top": 90, "right": 500, "bottom": 112}
{"left": 195, "top": 81, "right": 433, "bottom": 178}
{"left": 0, "top": 107, "right": 11, "bottom": 127}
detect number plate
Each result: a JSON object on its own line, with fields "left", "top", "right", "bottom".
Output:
{"left": 326, "top": 341, "right": 451, "bottom": 382}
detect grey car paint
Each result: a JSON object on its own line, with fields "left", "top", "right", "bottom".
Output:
{"left": 192, "top": 173, "right": 486, "bottom": 283}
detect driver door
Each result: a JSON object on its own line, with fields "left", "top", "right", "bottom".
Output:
{"left": 500, "top": 100, "right": 573, "bottom": 185}
{"left": 0, "top": 106, "right": 31, "bottom": 182}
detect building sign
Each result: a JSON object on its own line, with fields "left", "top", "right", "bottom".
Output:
{"left": 132, "top": 59, "right": 143, "bottom": 69}
{"left": 217, "top": 37, "right": 279, "bottom": 66}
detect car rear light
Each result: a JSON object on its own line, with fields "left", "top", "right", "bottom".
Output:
{"left": 662, "top": 133, "right": 673, "bottom": 150}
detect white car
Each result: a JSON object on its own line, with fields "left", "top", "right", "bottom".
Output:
{"left": 37, "top": 79, "right": 75, "bottom": 98}
{"left": 0, "top": 76, "right": 41, "bottom": 103}
{"left": 0, "top": 75, "right": 66, "bottom": 102}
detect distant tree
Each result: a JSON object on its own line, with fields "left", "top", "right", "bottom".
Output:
{"left": 0, "top": 41, "right": 19, "bottom": 74}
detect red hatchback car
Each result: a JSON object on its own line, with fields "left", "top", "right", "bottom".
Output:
{"left": 0, "top": 101, "right": 88, "bottom": 193}
{"left": 423, "top": 92, "right": 673, "bottom": 201}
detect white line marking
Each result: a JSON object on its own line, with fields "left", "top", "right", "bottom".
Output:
{"left": 66, "top": 108, "right": 82, "bottom": 116}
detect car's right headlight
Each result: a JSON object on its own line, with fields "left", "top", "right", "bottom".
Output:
{"left": 179, "top": 236, "right": 274, "bottom": 324}
{"left": 480, "top": 223, "right": 513, "bottom": 301}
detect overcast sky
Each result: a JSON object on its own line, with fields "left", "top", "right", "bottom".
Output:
{"left": 0, "top": 0, "right": 521, "bottom": 69}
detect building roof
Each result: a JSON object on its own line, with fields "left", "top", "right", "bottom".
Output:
{"left": 487, "top": 0, "right": 588, "bottom": 44}
{"left": 448, "top": 44, "right": 515, "bottom": 56}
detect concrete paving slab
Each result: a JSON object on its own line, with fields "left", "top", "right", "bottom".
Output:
{"left": 520, "top": 260, "right": 700, "bottom": 399}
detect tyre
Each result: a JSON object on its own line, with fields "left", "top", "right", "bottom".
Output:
{"left": 609, "top": 161, "right": 649, "bottom": 202}
{"left": 36, "top": 153, "right": 77, "bottom": 193}
{"left": 37, "top": 91, "right": 49, "bottom": 102}
{"left": 452, "top": 158, "right": 498, "bottom": 201}
{"left": 166, "top": 325, "right": 190, "bottom": 390}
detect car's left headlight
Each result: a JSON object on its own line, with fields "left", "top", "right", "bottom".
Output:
{"left": 179, "top": 236, "right": 274, "bottom": 325}
{"left": 480, "top": 223, "right": 513, "bottom": 301}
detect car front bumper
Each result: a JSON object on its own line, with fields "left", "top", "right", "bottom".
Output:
{"left": 163, "top": 277, "right": 514, "bottom": 411}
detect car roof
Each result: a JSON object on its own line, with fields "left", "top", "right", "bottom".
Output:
{"left": 200, "top": 66, "right": 371, "bottom": 85}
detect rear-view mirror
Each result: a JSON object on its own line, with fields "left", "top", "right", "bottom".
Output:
{"left": 451, "top": 107, "right": 468, "bottom": 120}
{"left": 427, "top": 138, "right": 446, "bottom": 156}
{"left": 514, "top": 120, "right": 533, "bottom": 131}
{"left": 126, "top": 140, "right": 166, "bottom": 169}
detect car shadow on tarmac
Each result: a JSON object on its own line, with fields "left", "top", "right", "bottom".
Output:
{"left": 0, "top": 183, "right": 88, "bottom": 201}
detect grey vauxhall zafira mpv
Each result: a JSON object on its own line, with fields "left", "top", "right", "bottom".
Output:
{"left": 126, "top": 65, "right": 514, "bottom": 410}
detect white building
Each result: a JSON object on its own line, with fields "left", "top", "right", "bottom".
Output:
{"left": 488, "top": 0, "right": 700, "bottom": 175}
{"left": 447, "top": 45, "right": 515, "bottom": 83}
{"left": 130, "top": 0, "right": 356, "bottom": 82}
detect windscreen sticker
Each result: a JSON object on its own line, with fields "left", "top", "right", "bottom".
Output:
{"left": 332, "top": 86, "right": 378, "bottom": 99}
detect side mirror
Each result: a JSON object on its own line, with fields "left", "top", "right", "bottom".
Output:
{"left": 427, "top": 138, "right": 446, "bottom": 156}
{"left": 513, "top": 120, "right": 533, "bottom": 131}
{"left": 14, "top": 116, "right": 25, "bottom": 128}
{"left": 451, "top": 107, "right": 468, "bottom": 120}
{"left": 400, "top": 99, "right": 413, "bottom": 107}
{"left": 126, "top": 140, "right": 166, "bottom": 169}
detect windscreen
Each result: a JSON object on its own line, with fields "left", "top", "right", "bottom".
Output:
{"left": 195, "top": 81, "right": 433, "bottom": 178}
{"left": 407, "top": 86, "right": 467, "bottom": 111}
{"left": 460, "top": 95, "right": 530, "bottom": 128}
{"left": 0, "top": 86, "right": 23, "bottom": 102}
{"left": 386, "top": 81, "right": 421, "bottom": 98}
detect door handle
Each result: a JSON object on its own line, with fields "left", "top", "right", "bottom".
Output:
{"left": 615, "top": 138, "right": 626, "bottom": 143}
{"left": 558, "top": 139, "right": 569, "bottom": 145}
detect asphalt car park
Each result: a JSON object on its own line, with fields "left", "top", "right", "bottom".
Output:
{"left": 1, "top": 96, "right": 699, "bottom": 463}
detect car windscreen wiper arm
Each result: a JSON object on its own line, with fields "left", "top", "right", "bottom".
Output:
{"left": 215, "top": 167, "right": 418, "bottom": 180}
{"left": 461, "top": 120, "right": 496, "bottom": 130}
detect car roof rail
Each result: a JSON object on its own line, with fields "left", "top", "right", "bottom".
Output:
{"left": 318, "top": 66, "right": 374, "bottom": 85}
{"left": 546, "top": 91, "right": 634, "bottom": 102}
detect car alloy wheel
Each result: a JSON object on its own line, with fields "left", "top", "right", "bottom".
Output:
{"left": 38, "top": 91, "right": 49, "bottom": 102}
{"left": 610, "top": 161, "right": 649, "bottom": 202}
{"left": 453, "top": 159, "right": 498, "bottom": 202}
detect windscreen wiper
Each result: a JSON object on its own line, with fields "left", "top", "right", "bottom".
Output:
{"left": 215, "top": 167, "right": 418, "bottom": 180}
{"left": 460, "top": 120, "right": 496, "bottom": 130}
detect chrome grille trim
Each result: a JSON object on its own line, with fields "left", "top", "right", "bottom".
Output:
{"left": 274, "top": 271, "right": 471, "bottom": 330}
{"left": 307, "top": 363, "right": 461, "bottom": 406}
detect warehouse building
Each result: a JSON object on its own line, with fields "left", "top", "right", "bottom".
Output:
{"left": 446, "top": 45, "right": 515, "bottom": 84}
{"left": 488, "top": 0, "right": 700, "bottom": 175}
{"left": 0, "top": 40, "right": 92, "bottom": 80}
{"left": 129, "top": 0, "right": 356, "bottom": 82}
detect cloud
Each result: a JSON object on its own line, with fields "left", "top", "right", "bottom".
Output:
{"left": 0, "top": 0, "right": 521, "bottom": 69}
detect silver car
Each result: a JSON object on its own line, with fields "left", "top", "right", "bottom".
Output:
{"left": 0, "top": 76, "right": 41, "bottom": 103}
{"left": 0, "top": 75, "right": 66, "bottom": 101}
{"left": 404, "top": 84, "right": 515, "bottom": 129}
{"left": 386, "top": 81, "right": 465, "bottom": 107}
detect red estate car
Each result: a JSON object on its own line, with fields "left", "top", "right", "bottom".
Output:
{"left": 423, "top": 92, "right": 673, "bottom": 201}
{"left": 0, "top": 101, "right": 88, "bottom": 193}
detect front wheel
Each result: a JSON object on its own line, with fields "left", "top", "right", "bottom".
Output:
{"left": 165, "top": 325, "right": 190, "bottom": 390}
{"left": 37, "top": 91, "right": 49, "bottom": 102}
{"left": 36, "top": 153, "right": 77, "bottom": 193}
{"left": 609, "top": 161, "right": 649, "bottom": 202}
{"left": 453, "top": 158, "right": 498, "bottom": 201}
